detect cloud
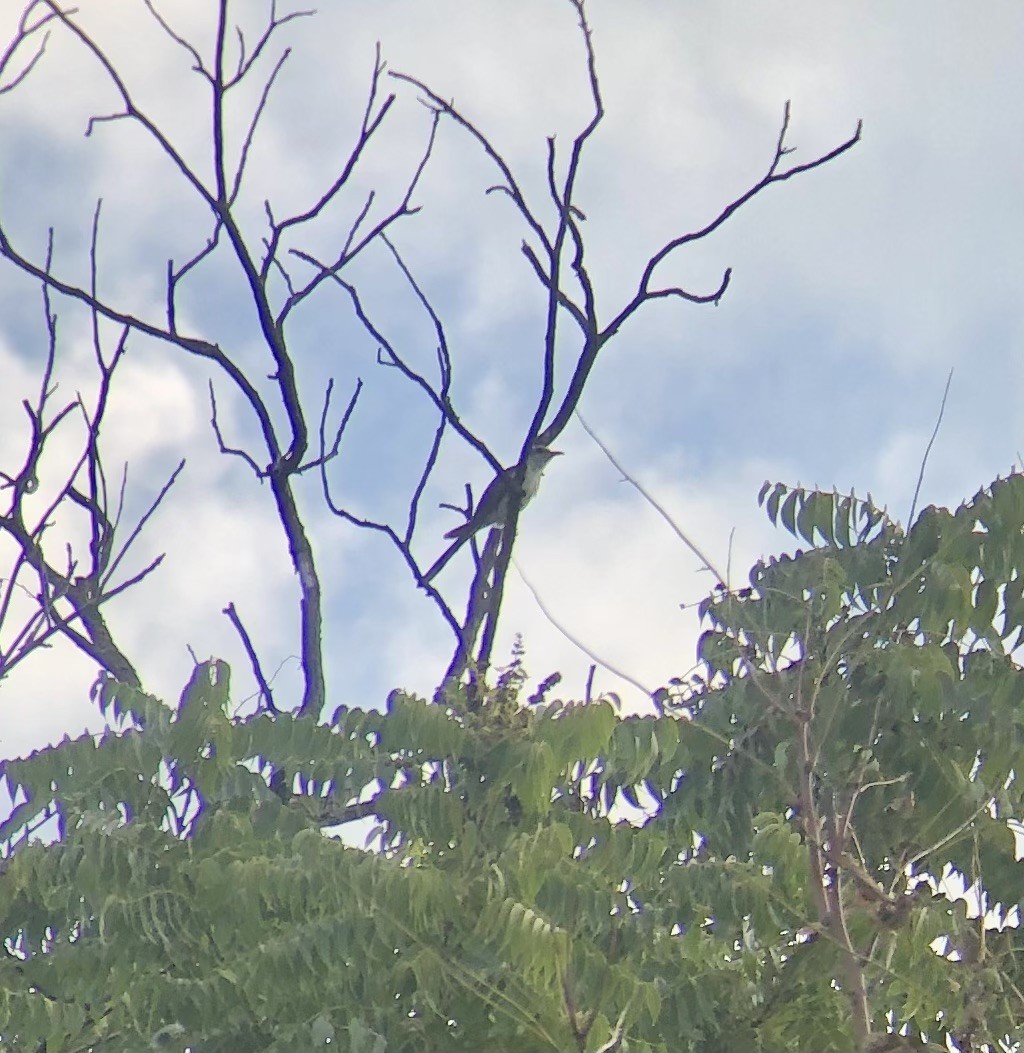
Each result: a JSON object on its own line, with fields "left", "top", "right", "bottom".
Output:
{"left": 0, "top": 0, "right": 1021, "bottom": 760}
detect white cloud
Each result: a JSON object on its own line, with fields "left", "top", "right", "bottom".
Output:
{"left": 0, "top": 0, "right": 1020, "bottom": 758}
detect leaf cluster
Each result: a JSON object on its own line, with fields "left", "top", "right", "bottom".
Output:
{"left": 3, "top": 474, "right": 1024, "bottom": 1051}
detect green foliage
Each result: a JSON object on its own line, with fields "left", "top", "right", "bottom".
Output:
{"left": 4, "top": 474, "right": 1024, "bottom": 1050}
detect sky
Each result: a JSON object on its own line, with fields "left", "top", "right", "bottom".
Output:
{"left": 0, "top": 0, "right": 1022, "bottom": 765}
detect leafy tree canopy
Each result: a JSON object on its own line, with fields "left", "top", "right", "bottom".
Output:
{"left": 3, "top": 472, "right": 1023, "bottom": 1052}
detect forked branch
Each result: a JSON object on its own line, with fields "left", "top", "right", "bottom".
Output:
{"left": 391, "top": 0, "right": 860, "bottom": 684}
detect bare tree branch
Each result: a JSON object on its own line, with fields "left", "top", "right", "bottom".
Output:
{"left": 0, "top": 2, "right": 436, "bottom": 716}
{"left": 0, "top": 0, "right": 863, "bottom": 724}
{"left": 576, "top": 411, "right": 728, "bottom": 588}
{"left": 314, "top": 372, "right": 463, "bottom": 641}
{"left": 516, "top": 563, "right": 654, "bottom": 705}
{"left": 387, "top": 4, "right": 860, "bottom": 686}
{"left": 224, "top": 600, "right": 277, "bottom": 714}
{"left": 0, "top": 263, "right": 158, "bottom": 686}
{"left": 907, "top": 367, "right": 954, "bottom": 528}
{"left": 0, "top": 2, "right": 61, "bottom": 96}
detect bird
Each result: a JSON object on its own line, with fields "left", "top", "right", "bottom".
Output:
{"left": 422, "top": 446, "right": 562, "bottom": 582}
{"left": 444, "top": 446, "right": 562, "bottom": 542}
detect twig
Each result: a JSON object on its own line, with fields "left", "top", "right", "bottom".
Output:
{"left": 576, "top": 411, "right": 728, "bottom": 587}
{"left": 223, "top": 601, "right": 277, "bottom": 713}
{"left": 906, "top": 367, "right": 954, "bottom": 528}
{"left": 517, "top": 564, "right": 655, "bottom": 706}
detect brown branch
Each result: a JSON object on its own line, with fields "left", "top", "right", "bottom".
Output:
{"left": 390, "top": 8, "right": 860, "bottom": 688}
{"left": 0, "top": 2, "right": 62, "bottom": 96}
{"left": 0, "top": 224, "right": 282, "bottom": 459}
{"left": 906, "top": 367, "right": 954, "bottom": 528}
{"left": 279, "top": 103, "right": 438, "bottom": 326}
{"left": 99, "top": 460, "right": 185, "bottom": 593}
{"left": 822, "top": 796, "right": 873, "bottom": 1046}
{"left": 393, "top": 3, "right": 613, "bottom": 679}
{"left": 387, "top": 69, "right": 553, "bottom": 264}
{"left": 263, "top": 43, "right": 395, "bottom": 280}
{"left": 207, "top": 381, "right": 264, "bottom": 477}
{"left": 0, "top": 3, "right": 438, "bottom": 718}
{"left": 37, "top": 1, "right": 216, "bottom": 207}
{"left": 459, "top": 530, "right": 504, "bottom": 695}
{"left": 438, "top": 531, "right": 501, "bottom": 703}
{"left": 228, "top": 46, "right": 292, "bottom": 206}
{"left": 522, "top": 0, "right": 604, "bottom": 455}
{"left": 0, "top": 254, "right": 151, "bottom": 685}
{"left": 394, "top": 63, "right": 860, "bottom": 474}
{"left": 224, "top": 601, "right": 277, "bottom": 714}
{"left": 516, "top": 564, "right": 654, "bottom": 702}
{"left": 603, "top": 101, "right": 862, "bottom": 343}
{"left": 297, "top": 375, "right": 363, "bottom": 477}
{"left": 292, "top": 249, "right": 494, "bottom": 469}
{"left": 314, "top": 378, "right": 463, "bottom": 643}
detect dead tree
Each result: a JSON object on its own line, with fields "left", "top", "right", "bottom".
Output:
{"left": 0, "top": 0, "right": 859, "bottom": 715}
{"left": 0, "top": 0, "right": 435, "bottom": 716}
{"left": 311, "top": 2, "right": 861, "bottom": 701}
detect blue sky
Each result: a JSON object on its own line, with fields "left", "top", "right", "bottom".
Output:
{"left": 0, "top": 0, "right": 1022, "bottom": 762}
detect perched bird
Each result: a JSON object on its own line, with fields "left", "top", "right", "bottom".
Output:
{"left": 444, "top": 446, "right": 562, "bottom": 543}
{"left": 423, "top": 446, "right": 562, "bottom": 581}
